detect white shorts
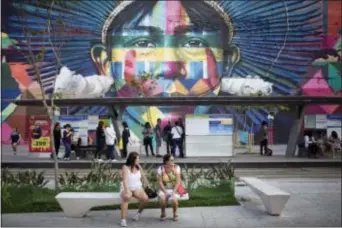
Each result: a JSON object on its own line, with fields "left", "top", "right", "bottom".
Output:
{"left": 158, "top": 189, "right": 180, "bottom": 201}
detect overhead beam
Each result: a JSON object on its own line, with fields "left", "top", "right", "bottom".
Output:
{"left": 7, "top": 96, "right": 342, "bottom": 107}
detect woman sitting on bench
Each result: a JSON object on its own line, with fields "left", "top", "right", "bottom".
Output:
{"left": 120, "top": 152, "right": 149, "bottom": 227}
{"left": 157, "top": 154, "right": 184, "bottom": 221}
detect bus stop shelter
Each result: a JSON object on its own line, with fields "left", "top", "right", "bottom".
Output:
{"left": 11, "top": 96, "right": 342, "bottom": 157}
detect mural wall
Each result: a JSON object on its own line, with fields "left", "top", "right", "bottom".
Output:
{"left": 1, "top": 0, "right": 341, "bottom": 144}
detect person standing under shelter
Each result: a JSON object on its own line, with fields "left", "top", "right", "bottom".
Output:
{"left": 171, "top": 121, "right": 184, "bottom": 158}
{"left": 142, "top": 122, "right": 154, "bottom": 156}
{"left": 260, "top": 121, "right": 268, "bottom": 156}
{"left": 178, "top": 118, "right": 185, "bottom": 144}
{"left": 95, "top": 121, "right": 106, "bottom": 161}
{"left": 105, "top": 123, "right": 117, "bottom": 162}
{"left": 9, "top": 128, "right": 21, "bottom": 155}
{"left": 163, "top": 121, "right": 172, "bottom": 155}
{"left": 154, "top": 118, "right": 162, "bottom": 157}
{"left": 121, "top": 122, "right": 130, "bottom": 159}
{"left": 62, "top": 124, "right": 73, "bottom": 160}
{"left": 51, "top": 122, "right": 61, "bottom": 159}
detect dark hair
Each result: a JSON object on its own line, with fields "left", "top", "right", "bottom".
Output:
{"left": 64, "top": 124, "right": 71, "bottom": 129}
{"left": 175, "top": 121, "right": 179, "bottom": 126}
{"left": 125, "top": 152, "right": 140, "bottom": 169}
{"left": 163, "top": 154, "right": 173, "bottom": 164}
{"left": 54, "top": 122, "right": 60, "bottom": 129}
{"left": 122, "top": 121, "right": 128, "bottom": 128}
{"left": 145, "top": 122, "right": 151, "bottom": 128}
{"left": 98, "top": 121, "right": 104, "bottom": 128}
{"left": 157, "top": 118, "right": 161, "bottom": 122}
{"left": 261, "top": 121, "right": 268, "bottom": 126}
{"left": 108, "top": 1, "right": 229, "bottom": 41}
{"left": 331, "top": 131, "right": 338, "bottom": 139}
{"left": 304, "top": 130, "right": 313, "bottom": 137}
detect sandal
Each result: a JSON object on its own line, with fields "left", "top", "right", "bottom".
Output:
{"left": 160, "top": 214, "right": 166, "bottom": 221}
{"left": 173, "top": 215, "right": 178, "bottom": 221}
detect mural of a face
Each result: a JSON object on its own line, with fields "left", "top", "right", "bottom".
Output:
{"left": 91, "top": 0, "right": 240, "bottom": 131}
{"left": 3, "top": 0, "right": 340, "bottom": 144}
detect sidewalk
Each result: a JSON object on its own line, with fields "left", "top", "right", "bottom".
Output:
{"left": 2, "top": 178, "right": 341, "bottom": 227}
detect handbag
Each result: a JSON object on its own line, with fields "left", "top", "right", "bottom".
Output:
{"left": 138, "top": 165, "right": 157, "bottom": 199}
{"left": 144, "top": 186, "right": 158, "bottom": 199}
{"left": 164, "top": 165, "right": 187, "bottom": 196}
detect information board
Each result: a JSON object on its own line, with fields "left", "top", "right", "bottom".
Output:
{"left": 185, "top": 114, "right": 233, "bottom": 136}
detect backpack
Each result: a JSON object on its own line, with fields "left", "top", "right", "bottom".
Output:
{"left": 265, "top": 148, "right": 273, "bottom": 156}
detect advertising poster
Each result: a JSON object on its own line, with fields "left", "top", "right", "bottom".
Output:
{"left": 59, "top": 116, "right": 88, "bottom": 146}
{"left": 327, "top": 115, "right": 342, "bottom": 137}
{"left": 99, "top": 116, "right": 110, "bottom": 127}
{"left": 28, "top": 115, "right": 52, "bottom": 153}
{"left": 209, "top": 118, "right": 233, "bottom": 135}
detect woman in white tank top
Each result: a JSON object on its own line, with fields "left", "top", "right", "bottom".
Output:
{"left": 120, "top": 152, "right": 149, "bottom": 227}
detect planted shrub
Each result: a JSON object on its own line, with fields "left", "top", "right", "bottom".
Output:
{"left": 1, "top": 168, "right": 48, "bottom": 187}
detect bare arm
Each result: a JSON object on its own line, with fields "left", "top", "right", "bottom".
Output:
{"left": 173, "top": 166, "right": 181, "bottom": 194}
{"left": 158, "top": 170, "right": 167, "bottom": 193}
{"left": 121, "top": 166, "right": 129, "bottom": 192}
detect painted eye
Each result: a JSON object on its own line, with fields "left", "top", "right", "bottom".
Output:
{"left": 184, "top": 39, "right": 205, "bottom": 48}
{"left": 133, "top": 39, "right": 155, "bottom": 48}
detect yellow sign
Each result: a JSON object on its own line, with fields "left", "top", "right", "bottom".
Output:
{"left": 31, "top": 137, "right": 51, "bottom": 151}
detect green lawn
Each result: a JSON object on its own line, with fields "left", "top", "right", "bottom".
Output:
{"left": 2, "top": 181, "right": 239, "bottom": 213}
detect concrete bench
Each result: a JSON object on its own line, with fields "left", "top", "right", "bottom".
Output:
{"left": 55, "top": 192, "right": 190, "bottom": 217}
{"left": 240, "top": 177, "right": 290, "bottom": 216}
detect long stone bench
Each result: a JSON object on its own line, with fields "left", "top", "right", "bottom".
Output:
{"left": 240, "top": 177, "right": 290, "bottom": 216}
{"left": 55, "top": 192, "right": 190, "bottom": 217}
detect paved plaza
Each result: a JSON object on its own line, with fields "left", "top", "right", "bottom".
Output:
{"left": 2, "top": 145, "right": 340, "bottom": 164}
{"left": 2, "top": 178, "right": 341, "bottom": 227}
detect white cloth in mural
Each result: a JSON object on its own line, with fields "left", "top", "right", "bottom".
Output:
{"left": 220, "top": 75, "right": 273, "bottom": 96}
{"left": 54, "top": 66, "right": 114, "bottom": 98}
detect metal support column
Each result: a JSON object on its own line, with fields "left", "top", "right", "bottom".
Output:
{"left": 108, "top": 105, "right": 122, "bottom": 143}
{"left": 285, "top": 104, "right": 305, "bottom": 157}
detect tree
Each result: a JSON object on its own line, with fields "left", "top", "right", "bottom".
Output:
{"left": 17, "top": 0, "right": 76, "bottom": 190}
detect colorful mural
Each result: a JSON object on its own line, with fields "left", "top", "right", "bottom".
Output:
{"left": 1, "top": 0, "right": 341, "bottom": 143}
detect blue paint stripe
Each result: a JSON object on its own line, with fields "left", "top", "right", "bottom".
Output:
{"left": 216, "top": 62, "right": 223, "bottom": 77}
{"left": 111, "top": 62, "right": 122, "bottom": 79}
{"left": 189, "top": 61, "right": 203, "bottom": 79}
{"left": 136, "top": 62, "right": 145, "bottom": 77}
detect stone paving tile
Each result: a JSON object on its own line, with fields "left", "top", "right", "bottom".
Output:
{"left": 2, "top": 178, "right": 341, "bottom": 227}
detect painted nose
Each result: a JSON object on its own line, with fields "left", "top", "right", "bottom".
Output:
{"left": 164, "top": 61, "right": 187, "bottom": 80}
